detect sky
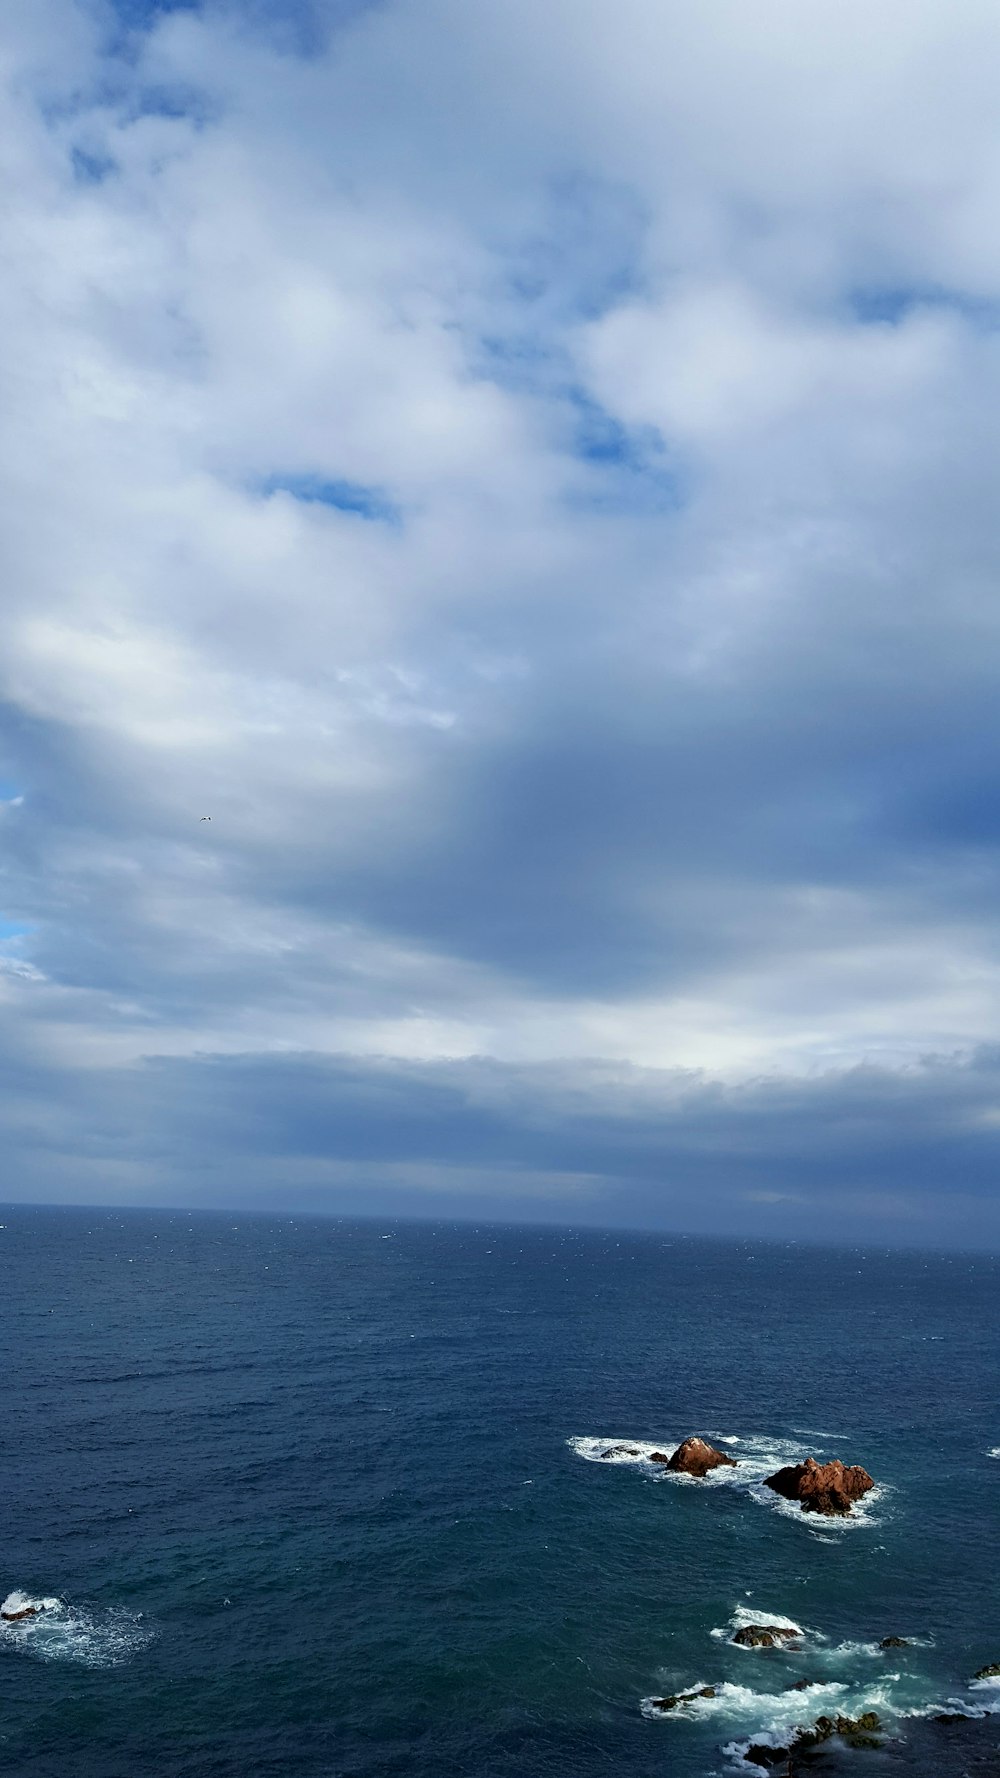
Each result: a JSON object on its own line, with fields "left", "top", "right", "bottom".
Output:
{"left": 3, "top": 0, "right": 1000, "bottom": 1245}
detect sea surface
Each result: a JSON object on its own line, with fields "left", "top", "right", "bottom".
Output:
{"left": 2, "top": 1207, "right": 999, "bottom": 1776}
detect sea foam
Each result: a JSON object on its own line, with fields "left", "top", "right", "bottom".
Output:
{"left": 0, "top": 1589, "right": 154, "bottom": 1667}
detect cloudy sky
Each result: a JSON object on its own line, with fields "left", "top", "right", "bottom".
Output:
{"left": 3, "top": 0, "right": 1000, "bottom": 1244}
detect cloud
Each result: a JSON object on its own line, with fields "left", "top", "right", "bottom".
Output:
{"left": 1, "top": 0, "right": 1000, "bottom": 1240}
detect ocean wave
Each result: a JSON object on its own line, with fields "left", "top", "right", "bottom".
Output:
{"left": 716, "top": 1678, "right": 902, "bottom": 1769}
{"left": 644, "top": 1678, "right": 853, "bottom": 1728}
{"left": 987, "top": 1447, "right": 1000, "bottom": 1459}
{"left": 0, "top": 1590, "right": 155, "bottom": 1667}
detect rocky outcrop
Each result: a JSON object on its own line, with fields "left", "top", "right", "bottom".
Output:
{"left": 0, "top": 1602, "right": 38, "bottom": 1621}
{"left": 648, "top": 1685, "right": 716, "bottom": 1710}
{"left": 743, "top": 1713, "right": 883, "bottom": 1766}
{"left": 732, "top": 1623, "right": 801, "bottom": 1648}
{"left": 664, "top": 1436, "right": 738, "bottom": 1477}
{"left": 763, "top": 1456, "right": 874, "bottom": 1516}
{"left": 879, "top": 1635, "right": 909, "bottom": 1648}
{"left": 599, "top": 1445, "right": 641, "bottom": 1459}
{"left": 973, "top": 1661, "right": 1000, "bottom": 1679}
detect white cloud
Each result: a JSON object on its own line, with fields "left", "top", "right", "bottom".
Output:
{"left": 2, "top": 0, "right": 1000, "bottom": 1227}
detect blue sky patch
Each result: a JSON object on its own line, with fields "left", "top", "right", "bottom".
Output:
{"left": 259, "top": 474, "right": 400, "bottom": 522}
{"left": 850, "top": 285, "right": 1000, "bottom": 328}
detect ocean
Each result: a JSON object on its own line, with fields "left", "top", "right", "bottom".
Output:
{"left": 2, "top": 1207, "right": 999, "bottom": 1776}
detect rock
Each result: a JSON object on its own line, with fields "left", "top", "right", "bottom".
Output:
{"left": 763, "top": 1456, "right": 874, "bottom": 1516}
{"left": 0, "top": 1603, "right": 38, "bottom": 1621}
{"left": 879, "top": 1635, "right": 909, "bottom": 1648}
{"left": 973, "top": 1661, "right": 1000, "bottom": 1679}
{"left": 648, "top": 1685, "right": 716, "bottom": 1710}
{"left": 732, "top": 1623, "right": 801, "bottom": 1648}
{"left": 743, "top": 1746, "right": 792, "bottom": 1769}
{"left": 790, "top": 1713, "right": 882, "bottom": 1752}
{"left": 841, "top": 1712, "right": 882, "bottom": 1733}
{"left": 599, "top": 1445, "right": 641, "bottom": 1459}
{"left": 934, "top": 1712, "right": 971, "bottom": 1724}
{"left": 648, "top": 1452, "right": 673, "bottom": 1464}
{"left": 788, "top": 1678, "right": 816, "bottom": 1690}
{"left": 665, "top": 1436, "right": 738, "bottom": 1477}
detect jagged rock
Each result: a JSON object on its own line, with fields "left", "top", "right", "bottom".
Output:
{"left": 0, "top": 1603, "right": 38, "bottom": 1621}
{"left": 648, "top": 1685, "right": 716, "bottom": 1710}
{"left": 599, "top": 1445, "right": 641, "bottom": 1459}
{"left": 648, "top": 1452, "right": 673, "bottom": 1463}
{"left": 788, "top": 1677, "right": 816, "bottom": 1690}
{"left": 879, "top": 1635, "right": 909, "bottom": 1648}
{"left": 973, "top": 1661, "right": 1000, "bottom": 1679}
{"left": 665, "top": 1436, "right": 738, "bottom": 1477}
{"left": 789, "top": 1713, "right": 882, "bottom": 1753}
{"left": 763, "top": 1456, "right": 874, "bottom": 1516}
{"left": 732, "top": 1623, "right": 801, "bottom": 1648}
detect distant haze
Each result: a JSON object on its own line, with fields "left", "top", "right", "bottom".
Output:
{"left": 2, "top": 0, "right": 1000, "bottom": 1245}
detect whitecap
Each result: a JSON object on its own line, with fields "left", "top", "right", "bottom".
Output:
{"left": 643, "top": 1677, "right": 846, "bottom": 1725}
{"left": 987, "top": 1447, "right": 1000, "bottom": 1459}
{"left": 0, "top": 1590, "right": 155, "bottom": 1667}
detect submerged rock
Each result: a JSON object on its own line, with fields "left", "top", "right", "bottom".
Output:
{"left": 732, "top": 1623, "right": 802, "bottom": 1649}
{"left": 763, "top": 1456, "right": 874, "bottom": 1516}
{"left": 1, "top": 1602, "right": 38, "bottom": 1621}
{"left": 973, "top": 1661, "right": 1000, "bottom": 1679}
{"left": 598, "top": 1445, "right": 641, "bottom": 1459}
{"left": 879, "top": 1635, "right": 910, "bottom": 1648}
{"left": 664, "top": 1436, "right": 738, "bottom": 1477}
{"left": 743, "top": 1746, "right": 792, "bottom": 1769}
{"left": 648, "top": 1685, "right": 716, "bottom": 1710}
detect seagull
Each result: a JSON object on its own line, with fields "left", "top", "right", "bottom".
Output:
{"left": 200, "top": 816, "right": 212, "bottom": 821}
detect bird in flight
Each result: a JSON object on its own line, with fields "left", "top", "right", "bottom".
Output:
{"left": 200, "top": 816, "right": 211, "bottom": 822}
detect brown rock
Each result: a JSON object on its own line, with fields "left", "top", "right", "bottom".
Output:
{"left": 665, "top": 1436, "right": 738, "bottom": 1477}
{"left": 763, "top": 1456, "right": 874, "bottom": 1515}
{"left": 0, "top": 1604, "right": 39, "bottom": 1621}
{"left": 732, "top": 1624, "right": 801, "bottom": 1648}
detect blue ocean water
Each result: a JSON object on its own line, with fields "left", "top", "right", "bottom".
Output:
{"left": 2, "top": 1208, "right": 999, "bottom": 1776}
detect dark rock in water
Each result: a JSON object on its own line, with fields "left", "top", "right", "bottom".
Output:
{"left": 743, "top": 1745, "right": 792, "bottom": 1769}
{"left": 934, "top": 1712, "right": 972, "bottom": 1724}
{"left": 973, "top": 1661, "right": 1000, "bottom": 1679}
{"left": 665, "top": 1435, "right": 738, "bottom": 1477}
{"left": 763, "top": 1456, "right": 874, "bottom": 1515}
{"left": 648, "top": 1685, "right": 716, "bottom": 1710}
{"left": 788, "top": 1677, "right": 816, "bottom": 1690}
{"left": 879, "top": 1635, "right": 910, "bottom": 1648}
{"left": 732, "top": 1623, "right": 801, "bottom": 1648}
{"left": 598, "top": 1445, "right": 641, "bottom": 1459}
{"left": 1, "top": 1604, "right": 39, "bottom": 1621}
{"left": 648, "top": 1451, "right": 673, "bottom": 1463}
